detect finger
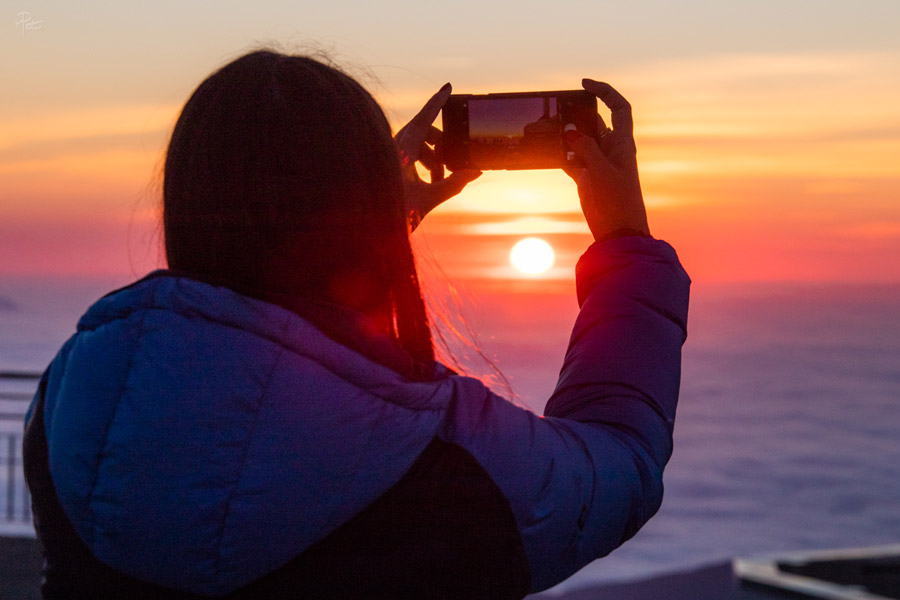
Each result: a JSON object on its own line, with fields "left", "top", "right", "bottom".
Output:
{"left": 434, "top": 132, "right": 446, "bottom": 165}
{"left": 594, "top": 114, "right": 614, "bottom": 152}
{"left": 418, "top": 84, "right": 452, "bottom": 125}
{"left": 568, "top": 133, "right": 617, "bottom": 181}
{"left": 425, "top": 125, "right": 442, "bottom": 146}
{"left": 398, "top": 83, "right": 452, "bottom": 156}
{"left": 582, "top": 79, "right": 633, "bottom": 135}
{"left": 419, "top": 146, "right": 445, "bottom": 183}
{"left": 419, "top": 145, "right": 439, "bottom": 171}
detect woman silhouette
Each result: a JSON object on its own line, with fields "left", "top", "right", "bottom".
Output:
{"left": 24, "top": 50, "right": 689, "bottom": 599}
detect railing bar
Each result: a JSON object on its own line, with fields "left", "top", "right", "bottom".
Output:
{"left": 0, "top": 372, "right": 43, "bottom": 380}
{"left": 22, "top": 471, "right": 32, "bottom": 522}
{"left": 7, "top": 435, "right": 15, "bottom": 521}
{"left": 0, "top": 430, "right": 33, "bottom": 525}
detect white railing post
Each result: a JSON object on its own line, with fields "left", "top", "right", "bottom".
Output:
{"left": 0, "top": 371, "right": 38, "bottom": 536}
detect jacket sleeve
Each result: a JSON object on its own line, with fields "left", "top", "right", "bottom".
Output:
{"left": 539, "top": 235, "right": 690, "bottom": 586}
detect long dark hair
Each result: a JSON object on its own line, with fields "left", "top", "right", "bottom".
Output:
{"left": 163, "top": 50, "right": 434, "bottom": 374}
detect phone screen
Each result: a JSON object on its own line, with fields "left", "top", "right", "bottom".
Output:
{"left": 442, "top": 91, "right": 596, "bottom": 171}
{"left": 468, "top": 97, "right": 563, "bottom": 169}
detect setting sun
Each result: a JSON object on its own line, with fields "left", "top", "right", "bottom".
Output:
{"left": 510, "top": 237, "right": 555, "bottom": 275}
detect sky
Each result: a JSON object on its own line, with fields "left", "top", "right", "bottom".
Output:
{"left": 3, "top": 4, "right": 898, "bottom": 576}
{"left": 2, "top": 0, "right": 900, "bottom": 285}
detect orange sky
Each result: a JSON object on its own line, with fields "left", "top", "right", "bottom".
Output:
{"left": 2, "top": 3, "right": 899, "bottom": 286}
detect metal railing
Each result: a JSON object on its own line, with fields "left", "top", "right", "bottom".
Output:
{"left": 0, "top": 371, "right": 39, "bottom": 536}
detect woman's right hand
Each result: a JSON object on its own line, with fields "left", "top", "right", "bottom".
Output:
{"left": 564, "top": 79, "right": 650, "bottom": 241}
{"left": 395, "top": 84, "right": 482, "bottom": 230}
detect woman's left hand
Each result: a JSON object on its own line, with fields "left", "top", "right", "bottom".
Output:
{"left": 395, "top": 83, "right": 481, "bottom": 230}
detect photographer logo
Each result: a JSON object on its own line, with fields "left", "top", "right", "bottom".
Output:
{"left": 15, "top": 11, "right": 44, "bottom": 34}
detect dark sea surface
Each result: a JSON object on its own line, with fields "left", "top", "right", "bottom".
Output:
{"left": 2, "top": 275, "right": 899, "bottom": 592}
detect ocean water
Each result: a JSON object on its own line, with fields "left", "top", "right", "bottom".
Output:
{"left": 2, "top": 275, "right": 899, "bottom": 591}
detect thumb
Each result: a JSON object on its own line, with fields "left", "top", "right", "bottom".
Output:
{"left": 430, "top": 169, "right": 482, "bottom": 204}
{"left": 417, "top": 169, "right": 482, "bottom": 218}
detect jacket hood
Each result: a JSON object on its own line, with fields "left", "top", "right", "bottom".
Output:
{"left": 43, "top": 272, "right": 449, "bottom": 594}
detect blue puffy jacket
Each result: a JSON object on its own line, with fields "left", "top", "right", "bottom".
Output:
{"left": 25, "top": 236, "right": 690, "bottom": 598}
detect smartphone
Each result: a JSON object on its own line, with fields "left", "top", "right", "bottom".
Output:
{"left": 442, "top": 90, "right": 598, "bottom": 171}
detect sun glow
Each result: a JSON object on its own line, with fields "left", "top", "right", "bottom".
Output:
{"left": 509, "top": 237, "right": 555, "bottom": 275}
